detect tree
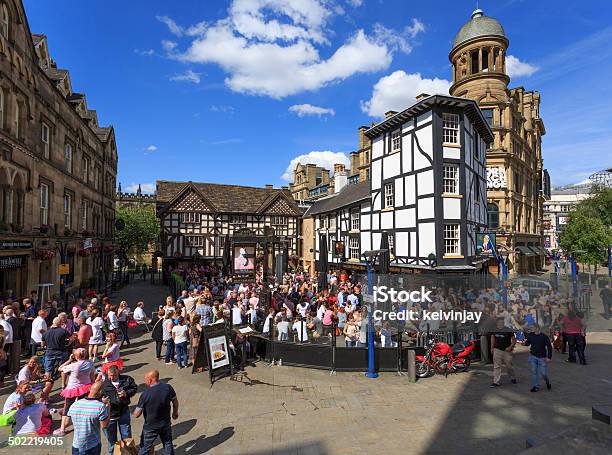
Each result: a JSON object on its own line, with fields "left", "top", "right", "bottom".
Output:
{"left": 559, "top": 186, "right": 612, "bottom": 266}
{"left": 115, "top": 204, "right": 160, "bottom": 254}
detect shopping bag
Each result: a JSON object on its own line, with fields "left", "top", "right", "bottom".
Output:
{"left": 113, "top": 438, "right": 139, "bottom": 455}
{"left": 128, "top": 319, "right": 138, "bottom": 329}
{"left": 0, "top": 409, "right": 17, "bottom": 426}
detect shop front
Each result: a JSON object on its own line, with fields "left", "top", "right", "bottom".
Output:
{"left": 0, "top": 254, "right": 28, "bottom": 299}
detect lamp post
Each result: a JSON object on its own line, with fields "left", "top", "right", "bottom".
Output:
{"left": 56, "top": 241, "right": 68, "bottom": 308}
{"left": 495, "top": 248, "right": 510, "bottom": 309}
{"left": 362, "top": 250, "right": 385, "bottom": 379}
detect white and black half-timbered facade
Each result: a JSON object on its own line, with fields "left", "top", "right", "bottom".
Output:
{"left": 156, "top": 181, "right": 301, "bottom": 263}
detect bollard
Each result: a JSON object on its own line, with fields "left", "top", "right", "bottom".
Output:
{"left": 480, "top": 335, "right": 490, "bottom": 363}
{"left": 407, "top": 349, "right": 416, "bottom": 383}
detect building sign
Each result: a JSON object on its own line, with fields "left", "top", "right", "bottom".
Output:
{"left": 333, "top": 241, "right": 345, "bottom": 258}
{"left": 83, "top": 238, "right": 93, "bottom": 250}
{"left": 232, "top": 243, "right": 256, "bottom": 283}
{"left": 544, "top": 236, "right": 551, "bottom": 248}
{"left": 0, "top": 240, "right": 33, "bottom": 250}
{"left": 476, "top": 233, "right": 496, "bottom": 257}
{"left": 58, "top": 263, "right": 70, "bottom": 275}
{"left": 558, "top": 215, "right": 569, "bottom": 226}
{"left": 486, "top": 167, "right": 507, "bottom": 189}
{"left": 0, "top": 255, "right": 27, "bottom": 270}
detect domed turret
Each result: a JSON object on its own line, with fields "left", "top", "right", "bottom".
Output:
{"left": 449, "top": 9, "right": 509, "bottom": 98}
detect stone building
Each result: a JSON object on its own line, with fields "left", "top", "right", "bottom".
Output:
{"left": 0, "top": 0, "right": 117, "bottom": 300}
{"left": 449, "top": 9, "right": 548, "bottom": 274}
{"left": 115, "top": 184, "right": 157, "bottom": 266}
{"left": 289, "top": 163, "right": 331, "bottom": 202}
{"left": 543, "top": 185, "right": 592, "bottom": 252}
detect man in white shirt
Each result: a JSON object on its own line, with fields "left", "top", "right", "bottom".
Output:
{"left": 262, "top": 308, "right": 275, "bottom": 334}
{"left": 133, "top": 302, "right": 148, "bottom": 323}
{"left": 276, "top": 318, "right": 290, "bottom": 341}
{"left": 292, "top": 317, "right": 308, "bottom": 342}
{"left": 0, "top": 316, "right": 13, "bottom": 368}
{"left": 30, "top": 310, "right": 48, "bottom": 357}
{"left": 296, "top": 301, "right": 308, "bottom": 318}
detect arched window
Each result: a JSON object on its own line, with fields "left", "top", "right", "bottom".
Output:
{"left": 487, "top": 203, "right": 500, "bottom": 229}
{"left": 14, "top": 101, "right": 19, "bottom": 139}
{"left": 1, "top": 4, "right": 8, "bottom": 39}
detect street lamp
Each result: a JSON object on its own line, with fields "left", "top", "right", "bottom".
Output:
{"left": 495, "top": 246, "right": 511, "bottom": 309}
{"left": 362, "top": 250, "right": 386, "bottom": 379}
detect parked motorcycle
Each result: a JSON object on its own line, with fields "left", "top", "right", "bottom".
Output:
{"left": 415, "top": 337, "right": 475, "bottom": 378}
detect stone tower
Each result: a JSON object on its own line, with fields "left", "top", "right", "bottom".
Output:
{"left": 449, "top": 8, "right": 546, "bottom": 275}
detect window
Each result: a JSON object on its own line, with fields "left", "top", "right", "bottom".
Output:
{"left": 471, "top": 50, "right": 479, "bottom": 74}
{"left": 82, "top": 155, "right": 90, "bottom": 182}
{"left": 329, "top": 215, "right": 336, "bottom": 230}
{"left": 1, "top": 5, "right": 8, "bottom": 39}
{"left": 180, "top": 212, "right": 200, "bottom": 223}
{"left": 64, "top": 194, "right": 72, "bottom": 228}
{"left": 350, "top": 207, "right": 360, "bottom": 231}
{"left": 384, "top": 183, "right": 394, "bottom": 208}
{"left": 560, "top": 205, "right": 569, "bottom": 213}
{"left": 388, "top": 235, "right": 394, "bottom": 256}
{"left": 443, "top": 224, "right": 460, "bottom": 255}
{"left": 442, "top": 165, "right": 459, "bottom": 194}
{"left": 321, "top": 216, "right": 328, "bottom": 229}
{"left": 40, "top": 183, "right": 49, "bottom": 225}
{"left": 81, "top": 200, "right": 88, "bottom": 231}
{"left": 487, "top": 203, "right": 500, "bottom": 229}
{"left": 482, "top": 109, "right": 493, "bottom": 127}
{"left": 41, "top": 122, "right": 50, "bottom": 159}
{"left": 482, "top": 49, "right": 489, "bottom": 72}
{"left": 65, "top": 143, "right": 73, "bottom": 174}
{"left": 349, "top": 237, "right": 360, "bottom": 260}
{"left": 2, "top": 188, "right": 12, "bottom": 223}
{"left": 514, "top": 172, "right": 521, "bottom": 193}
{"left": 14, "top": 102, "right": 19, "bottom": 138}
{"left": 229, "top": 215, "right": 246, "bottom": 224}
{"left": 0, "top": 90, "right": 3, "bottom": 128}
{"left": 271, "top": 216, "right": 287, "bottom": 225}
{"left": 185, "top": 236, "right": 204, "bottom": 247}
{"left": 391, "top": 130, "right": 401, "bottom": 153}
{"left": 443, "top": 113, "right": 460, "bottom": 144}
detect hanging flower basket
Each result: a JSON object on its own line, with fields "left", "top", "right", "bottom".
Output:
{"left": 39, "top": 224, "right": 50, "bottom": 234}
{"left": 34, "top": 248, "right": 55, "bottom": 260}
{"left": 103, "top": 245, "right": 114, "bottom": 253}
{"left": 86, "top": 289, "right": 97, "bottom": 297}
{"left": 78, "top": 249, "right": 92, "bottom": 257}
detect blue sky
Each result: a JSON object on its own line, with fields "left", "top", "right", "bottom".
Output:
{"left": 23, "top": 0, "right": 612, "bottom": 193}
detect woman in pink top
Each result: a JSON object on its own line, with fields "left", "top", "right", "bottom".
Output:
{"left": 322, "top": 306, "right": 336, "bottom": 337}
{"left": 54, "top": 348, "right": 95, "bottom": 436}
{"left": 562, "top": 310, "right": 586, "bottom": 365}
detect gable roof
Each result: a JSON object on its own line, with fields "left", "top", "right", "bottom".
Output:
{"left": 156, "top": 180, "right": 301, "bottom": 215}
{"left": 305, "top": 180, "right": 370, "bottom": 216}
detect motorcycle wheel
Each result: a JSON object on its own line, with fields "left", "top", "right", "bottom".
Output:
{"left": 454, "top": 357, "right": 471, "bottom": 373}
{"left": 434, "top": 359, "right": 448, "bottom": 375}
{"left": 415, "top": 360, "right": 431, "bottom": 378}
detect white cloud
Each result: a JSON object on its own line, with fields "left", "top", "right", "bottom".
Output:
{"left": 209, "top": 138, "right": 243, "bottom": 145}
{"left": 145, "top": 145, "right": 157, "bottom": 152}
{"left": 346, "top": 0, "right": 363, "bottom": 7}
{"left": 361, "top": 70, "right": 451, "bottom": 118}
{"left": 159, "top": 2, "right": 423, "bottom": 98}
{"left": 281, "top": 150, "right": 349, "bottom": 181}
{"left": 157, "top": 15, "right": 184, "bottom": 36}
{"left": 210, "top": 105, "right": 235, "bottom": 114}
{"left": 506, "top": 55, "right": 538, "bottom": 78}
{"left": 289, "top": 103, "right": 335, "bottom": 117}
{"left": 162, "top": 40, "right": 178, "bottom": 51}
{"left": 125, "top": 183, "right": 156, "bottom": 194}
{"left": 406, "top": 18, "right": 426, "bottom": 38}
{"left": 169, "top": 69, "right": 201, "bottom": 83}
{"left": 134, "top": 48, "right": 155, "bottom": 56}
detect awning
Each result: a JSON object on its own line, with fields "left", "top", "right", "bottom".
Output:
{"left": 530, "top": 246, "right": 547, "bottom": 255}
{"left": 516, "top": 246, "right": 535, "bottom": 256}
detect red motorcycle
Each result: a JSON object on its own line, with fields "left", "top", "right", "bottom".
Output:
{"left": 416, "top": 337, "right": 475, "bottom": 378}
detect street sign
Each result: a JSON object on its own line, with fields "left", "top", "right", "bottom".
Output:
{"left": 58, "top": 263, "right": 70, "bottom": 275}
{"left": 476, "top": 233, "right": 496, "bottom": 257}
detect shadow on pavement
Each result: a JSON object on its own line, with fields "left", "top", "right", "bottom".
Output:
{"left": 174, "top": 426, "right": 235, "bottom": 453}
{"left": 249, "top": 440, "right": 329, "bottom": 455}
{"left": 420, "top": 341, "right": 611, "bottom": 455}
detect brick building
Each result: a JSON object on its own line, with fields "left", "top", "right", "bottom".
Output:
{"left": 0, "top": 0, "right": 117, "bottom": 300}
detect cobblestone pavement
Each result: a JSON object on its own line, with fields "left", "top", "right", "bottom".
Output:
{"left": 0, "top": 279, "right": 610, "bottom": 455}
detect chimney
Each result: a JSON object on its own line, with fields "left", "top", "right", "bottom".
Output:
{"left": 265, "top": 184, "right": 273, "bottom": 189}
{"left": 416, "top": 93, "right": 430, "bottom": 101}
{"left": 385, "top": 110, "right": 397, "bottom": 119}
{"left": 333, "top": 163, "right": 348, "bottom": 193}
{"left": 358, "top": 125, "right": 370, "bottom": 150}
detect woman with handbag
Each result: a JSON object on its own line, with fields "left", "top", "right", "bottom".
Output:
{"left": 117, "top": 301, "right": 131, "bottom": 347}
{"left": 151, "top": 309, "right": 165, "bottom": 361}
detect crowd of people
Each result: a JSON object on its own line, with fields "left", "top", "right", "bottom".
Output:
{"left": 0, "top": 290, "right": 178, "bottom": 455}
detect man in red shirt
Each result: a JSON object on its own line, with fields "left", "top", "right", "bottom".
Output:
{"left": 76, "top": 316, "right": 93, "bottom": 348}
{"left": 561, "top": 310, "right": 586, "bottom": 365}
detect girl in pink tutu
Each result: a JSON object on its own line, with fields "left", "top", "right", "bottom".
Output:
{"left": 53, "top": 348, "right": 95, "bottom": 436}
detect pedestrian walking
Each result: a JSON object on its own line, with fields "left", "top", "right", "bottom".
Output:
{"left": 102, "top": 365, "right": 137, "bottom": 454}
{"left": 490, "top": 317, "right": 517, "bottom": 387}
{"left": 171, "top": 316, "right": 189, "bottom": 369}
{"left": 522, "top": 324, "right": 553, "bottom": 392}
{"left": 163, "top": 311, "right": 175, "bottom": 365}
{"left": 600, "top": 284, "right": 612, "bottom": 320}
{"left": 562, "top": 310, "right": 586, "bottom": 365}
{"left": 152, "top": 310, "right": 165, "bottom": 360}
{"left": 133, "top": 369, "right": 179, "bottom": 455}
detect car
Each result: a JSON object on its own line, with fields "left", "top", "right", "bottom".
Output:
{"left": 510, "top": 275, "right": 553, "bottom": 295}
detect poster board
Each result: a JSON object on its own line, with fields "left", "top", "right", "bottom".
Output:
{"left": 232, "top": 242, "right": 256, "bottom": 283}
{"left": 202, "top": 323, "right": 233, "bottom": 384}
{"left": 476, "top": 233, "right": 496, "bottom": 257}
{"left": 333, "top": 241, "right": 345, "bottom": 259}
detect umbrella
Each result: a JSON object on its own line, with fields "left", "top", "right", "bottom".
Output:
{"left": 378, "top": 231, "right": 390, "bottom": 275}
{"left": 222, "top": 233, "right": 231, "bottom": 276}
{"left": 317, "top": 234, "right": 329, "bottom": 290}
